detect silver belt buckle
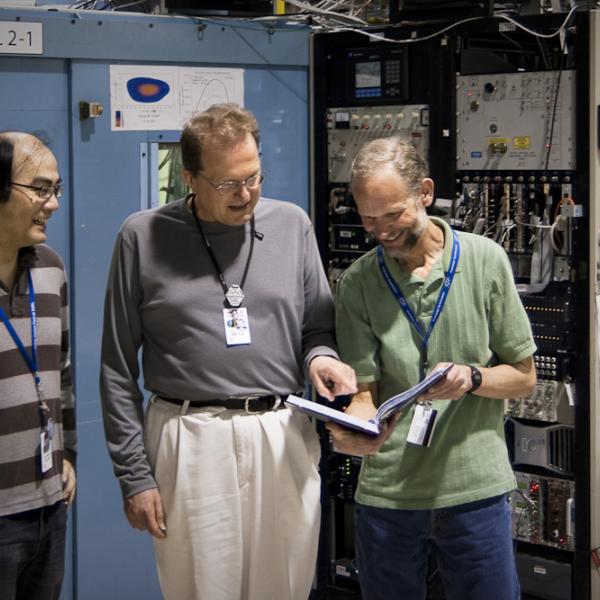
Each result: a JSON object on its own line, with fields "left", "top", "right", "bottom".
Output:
{"left": 243, "top": 394, "right": 281, "bottom": 414}
{"left": 243, "top": 394, "right": 264, "bottom": 414}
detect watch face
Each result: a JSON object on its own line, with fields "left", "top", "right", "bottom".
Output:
{"left": 470, "top": 366, "right": 482, "bottom": 390}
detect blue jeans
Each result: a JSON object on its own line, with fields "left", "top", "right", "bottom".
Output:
{"left": 355, "top": 494, "right": 520, "bottom": 600}
{"left": 0, "top": 501, "right": 67, "bottom": 600}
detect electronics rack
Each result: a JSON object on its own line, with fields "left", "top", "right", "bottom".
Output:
{"left": 311, "top": 10, "right": 596, "bottom": 600}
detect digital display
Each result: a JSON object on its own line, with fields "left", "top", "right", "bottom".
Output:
{"left": 355, "top": 61, "right": 381, "bottom": 89}
{"left": 332, "top": 47, "right": 408, "bottom": 104}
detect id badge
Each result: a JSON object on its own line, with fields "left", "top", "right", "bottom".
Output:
{"left": 40, "top": 431, "right": 53, "bottom": 473}
{"left": 223, "top": 307, "right": 251, "bottom": 346}
{"left": 406, "top": 403, "right": 438, "bottom": 447}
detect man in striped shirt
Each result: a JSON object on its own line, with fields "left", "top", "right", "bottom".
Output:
{"left": 0, "top": 131, "right": 76, "bottom": 600}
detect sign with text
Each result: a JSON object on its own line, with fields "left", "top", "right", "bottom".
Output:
{"left": 0, "top": 21, "right": 42, "bottom": 54}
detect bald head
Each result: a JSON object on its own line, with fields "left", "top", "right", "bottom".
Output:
{"left": 0, "top": 132, "right": 52, "bottom": 204}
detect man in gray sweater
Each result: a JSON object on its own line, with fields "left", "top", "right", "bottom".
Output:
{"left": 100, "top": 103, "right": 356, "bottom": 600}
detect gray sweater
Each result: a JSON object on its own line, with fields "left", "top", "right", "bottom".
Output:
{"left": 100, "top": 197, "right": 337, "bottom": 498}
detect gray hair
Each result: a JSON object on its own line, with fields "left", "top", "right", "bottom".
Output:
{"left": 350, "top": 137, "right": 428, "bottom": 195}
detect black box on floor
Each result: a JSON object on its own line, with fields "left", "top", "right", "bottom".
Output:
{"left": 516, "top": 554, "right": 571, "bottom": 600}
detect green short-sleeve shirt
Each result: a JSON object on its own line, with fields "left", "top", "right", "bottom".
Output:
{"left": 335, "top": 218, "right": 537, "bottom": 509}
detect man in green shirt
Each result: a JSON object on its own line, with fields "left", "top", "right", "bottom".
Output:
{"left": 330, "top": 137, "right": 536, "bottom": 600}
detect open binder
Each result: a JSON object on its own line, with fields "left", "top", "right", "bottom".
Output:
{"left": 285, "top": 364, "right": 453, "bottom": 436}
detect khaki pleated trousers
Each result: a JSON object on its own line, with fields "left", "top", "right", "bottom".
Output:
{"left": 145, "top": 397, "right": 322, "bottom": 600}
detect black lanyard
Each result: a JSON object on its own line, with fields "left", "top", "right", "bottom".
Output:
{"left": 190, "top": 194, "right": 255, "bottom": 307}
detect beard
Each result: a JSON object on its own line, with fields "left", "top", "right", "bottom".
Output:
{"left": 381, "top": 209, "right": 429, "bottom": 260}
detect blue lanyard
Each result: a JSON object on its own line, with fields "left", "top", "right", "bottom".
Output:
{"left": 377, "top": 230, "right": 460, "bottom": 379}
{"left": 0, "top": 270, "right": 46, "bottom": 402}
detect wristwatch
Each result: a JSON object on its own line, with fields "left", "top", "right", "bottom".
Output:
{"left": 468, "top": 365, "right": 482, "bottom": 393}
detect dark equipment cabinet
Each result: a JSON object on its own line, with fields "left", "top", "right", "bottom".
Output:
{"left": 310, "top": 9, "right": 599, "bottom": 600}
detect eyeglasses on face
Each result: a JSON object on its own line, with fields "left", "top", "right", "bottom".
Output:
{"left": 196, "top": 171, "right": 264, "bottom": 195}
{"left": 10, "top": 181, "right": 64, "bottom": 201}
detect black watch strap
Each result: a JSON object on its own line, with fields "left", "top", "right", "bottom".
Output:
{"left": 468, "top": 365, "right": 482, "bottom": 393}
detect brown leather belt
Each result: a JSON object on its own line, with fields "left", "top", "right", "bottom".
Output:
{"left": 157, "top": 394, "right": 297, "bottom": 413}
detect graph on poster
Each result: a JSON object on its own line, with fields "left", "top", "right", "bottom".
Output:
{"left": 110, "top": 65, "right": 244, "bottom": 131}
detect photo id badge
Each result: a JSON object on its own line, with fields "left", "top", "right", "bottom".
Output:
{"left": 223, "top": 307, "right": 251, "bottom": 346}
{"left": 40, "top": 431, "right": 53, "bottom": 473}
{"left": 406, "top": 403, "right": 438, "bottom": 447}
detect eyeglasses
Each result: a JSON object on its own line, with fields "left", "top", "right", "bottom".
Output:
{"left": 11, "top": 181, "right": 64, "bottom": 201}
{"left": 196, "top": 171, "right": 264, "bottom": 195}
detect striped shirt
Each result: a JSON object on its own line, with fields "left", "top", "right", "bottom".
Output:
{"left": 0, "top": 244, "right": 76, "bottom": 517}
